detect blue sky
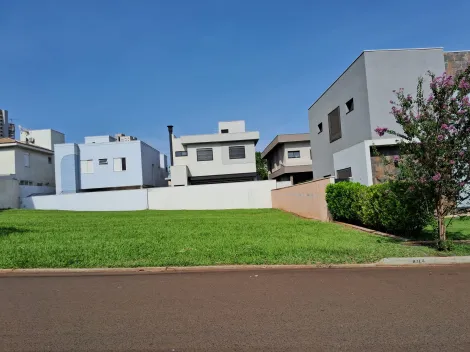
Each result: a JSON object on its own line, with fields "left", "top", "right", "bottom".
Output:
{"left": 1, "top": 0, "right": 470, "bottom": 154}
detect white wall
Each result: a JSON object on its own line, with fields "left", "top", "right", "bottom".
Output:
{"left": 333, "top": 141, "right": 370, "bottom": 185}
{"left": 14, "top": 148, "right": 55, "bottom": 186}
{"left": 21, "top": 129, "right": 65, "bottom": 151}
{"left": 0, "top": 149, "right": 16, "bottom": 175}
{"left": 148, "top": 180, "right": 276, "bottom": 210}
{"left": 0, "top": 177, "right": 19, "bottom": 209}
{"left": 283, "top": 141, "right": 312, "bottom": 167}
{"left": 22, "top": 189, "right": 148, "bottom": 211}
{"left": 19, "top": 185, "right": 55, "bottom": 198}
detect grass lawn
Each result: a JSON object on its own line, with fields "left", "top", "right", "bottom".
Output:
{"left": 0, "top": 209, "right": 469, "bottom": 268}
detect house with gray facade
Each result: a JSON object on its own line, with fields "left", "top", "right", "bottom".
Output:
{"left": 54, "top": 134, "right": 168, "bottom": 194}
{"left": 308, "top": 48, "right": 470, "bottom": 185}
{"left": 261, "top": 133, "right": 312, "bottom": 186}
{"left": 169, "top": 120, "right": 259, "bottom": 186}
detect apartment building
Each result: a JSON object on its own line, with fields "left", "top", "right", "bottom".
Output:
{"left": 0, "top": 109, "right": 15, "bottom": 139}
{"left": 55, "top": 134, "right": 168, "bottom": 194}
{"left": 261, "top": 133, "right": 312, "bottom": 186}
{"left": 169, "top": 120, "right": 259, "bottom": 186}
{"left": 0, "top": 129, "right": 65, "bottom": 186}
{"left": 308, "top": 48, "right": 469, "bottom": 185}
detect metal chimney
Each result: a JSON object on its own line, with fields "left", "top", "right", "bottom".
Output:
{"left": 167, "top": 125, "right": 174, "bottom": 166}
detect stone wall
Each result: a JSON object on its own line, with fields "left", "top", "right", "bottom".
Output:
{"left": 444, "top": 51, "right": 470, "bottom": 76}
{"left": 370, "top": 146, "right": 399, "bottom": 184}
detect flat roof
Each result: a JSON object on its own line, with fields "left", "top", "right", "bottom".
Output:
{"left": 179, "top": 131, "right": 259, "bottom": 145}
{"left": 261, "top": 133, "right": 310, "bottom": 159}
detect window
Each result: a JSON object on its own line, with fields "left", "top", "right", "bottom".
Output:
{"left": 318, "top": 123, "right": 323, "bottom": 134}
{"left": 48, "top": 156, "right": 52, "bottom": 164}
{"left": 197, "top": 148, "right": 213, "bottom": 161}
{"left": 99, "top": 158, "right": 108, "bottom": 165}
{"left": 113, "top": 157, "right": 127, "bottom": 171}
{"left": 175, "top": 151, "right": 188, "bottom": 157}
{"left": 80, "top": 160, "right": 94, "bottom": 174}
{"left": 336, "top": 167, "right": 352, "bottom": 179}
{"left": 346, "top": 98, "right": 354, "bottom": 113}
{"left": 288, "top": 150, "right": 301, "bottom": 158}
{"left": 221, "top": 129, "right": 229, "bottom": 134}
{"left": 37, "top": 183, "right": 43, "bottom": 186}
{"left": 24, "top": 153, "right": 30, "bottom": 167}
{"left": 310, "top": 148, "right": 312, "bottom": 159}
{"left": 229, "top": 146, "right": 245, "bottom": 159}
{"left": 328, "top": 106, "right": 342, "bottom": 143}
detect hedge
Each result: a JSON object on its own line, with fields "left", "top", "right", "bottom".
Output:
{"left": 326, "top": 181, "right": 433, "bottom": 237}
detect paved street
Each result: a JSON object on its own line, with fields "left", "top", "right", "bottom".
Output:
{"left": 1, "top": 266, "right": 470, "bottom": 351}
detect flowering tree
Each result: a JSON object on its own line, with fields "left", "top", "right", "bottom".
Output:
{"left": 375, "top": 66, "right": 470, "bottom": 242}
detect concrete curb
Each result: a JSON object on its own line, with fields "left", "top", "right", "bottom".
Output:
{"left": 1, "top": 257, "right": 470, "bottom": 276}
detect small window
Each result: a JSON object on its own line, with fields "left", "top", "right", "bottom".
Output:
{"left": 175, "top": 151, "right": 188, "bottom": 157}
{"left": 328, "top": 106, "right": 342, "bottom": 143}
{"left": 221, "top": 129, "right": 229, "bottom": 134}
{"left": 37, "top": 183, "right": 43, "bottom": 186}
{"left": 113, "top": 157, "right": 127, "bottom": 171}
{"left": 24, "top": 153, "right": 30, "bottom": 167}
{"left": 310, "top": 148, "right": 312, "bottom": 160}
{"left": 99, "top": 158, "right": 108, "bottom": 165}
{"left": 80, "top": 160, "right": 94, "bottom": 174}
{"left": 318, "top": 123, "right": 323, "bottom": 134}
{"left": 336, "top": 167, "right": 352, "bottom": 179}
{"left": 288, "top": 150, "right": 301, "bottom": 158}
{"left": 48, "top": 156, "right": 52, "bottom": 164}
{"left": 229, "top": 146, "right": 245, "bottom": 159}
{"left": 346, "top": 98, "right": 354, "bottom": 113}
{"left": 197, "top": 148, "right": 213, "bottom": 161}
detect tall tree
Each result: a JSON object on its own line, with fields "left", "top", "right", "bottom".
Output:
{"left": 256, "top": 152, "right": 268, "bottom": 180}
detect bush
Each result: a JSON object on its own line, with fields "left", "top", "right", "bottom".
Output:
{"left": 326, "top": 182, "right": 366, "bottom": 224}
{"left": 326, "top": 181, "right": 433, "bottom": 237}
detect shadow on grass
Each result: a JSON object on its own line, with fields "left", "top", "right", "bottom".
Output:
{"left": 0, "top": 227, "right": 29, "bottom": 237}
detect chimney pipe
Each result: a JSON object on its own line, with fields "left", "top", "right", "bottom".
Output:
{"left": 167, "top": 125, "right": 174, "bottom": 167}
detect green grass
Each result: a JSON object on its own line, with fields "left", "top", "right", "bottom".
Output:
{"left": 0, "top": 209, "right": 469, "bottom": 268}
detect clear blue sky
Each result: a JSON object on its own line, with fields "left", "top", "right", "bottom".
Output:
{"left": 1, "top": 0, "right": 470, "bottom": 154}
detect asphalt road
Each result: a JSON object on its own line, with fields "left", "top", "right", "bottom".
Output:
{"left": 1, "top": 266, "right": 470, "bottom": 352}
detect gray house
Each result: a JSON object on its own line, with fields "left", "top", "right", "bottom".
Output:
{"left": 308, "top": 48, "right": 469, "bottom": 185}
{"left": 261, "top": 133, "right": 312, "bottom": 186}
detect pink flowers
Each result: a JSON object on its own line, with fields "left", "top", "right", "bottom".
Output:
{"left": 432, "top": 173, "right": 441, "bottom": 181}
{"left": 460, "top": 182, "right": 466, "bottom": 187}
{"left": 437, "top": 135, "right": 444, "bottom": 141}
{"left": 450, "top": 160, "right": 455, "bottom": 165}
{"left": 414, "top": 113, "right": 421, "bottom": 120}
{"left": 427, "top": 94, "right": 434, "bottom": 102}
{"left": 441, "top": 124, "right": 449, "bottom": 130}
{"left": 393, "top": 155, "right": 400, "bottom": 162}
{"left": 375, "top": 127, "right": 388, "bottom": 136}
{"left": 462, "top": 96, "right": 470, "bottom": 107}
{"left": 460, "top": 151, "right": 465, "bottom": 157}
{"left": 459, "top": 79, "right": 470, "bottom": 90}
{"left": 406, "top": 94, "right": 413, "bottom": 102}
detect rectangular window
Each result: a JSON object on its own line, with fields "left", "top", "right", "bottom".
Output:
{"left": 80, "top": 160, "right": 94, "bottom": 174}
{"left": 175, "top": 151, "right": 188, "bottom": 157}
{"left": 48, "top": 156, "right": 52, "bottom": 164}
{"left": 197, "top": 148, "right": 213, "bottom": 161}
{"left": 310, "top": 148, "right": 312, "bottom": 160}
{"left": 288, "top": 150, "right": 301, "bottom": 159}
{"left": 336, "top": 167, "right": 352, "bottom": 179}
{"left": 99, "top": 158, "right": 108, "bottom": 165}
{"left": 113, "top": 157, "right": 127, "bottom": 171}
{"left": 24, "top": 153, "right": 30, "bottom": 167}
{"left": 221, "top": 129, "right": 229, "bottom": 134}
{"left": 328, "top": 106, "right": 342, "bottom": 143}
{"left": 229, "top": 146, "right": 245, "bottom": 159}
{"left": 346, "top": 98, "right": 354, "bottom": 113}
{"left": 318, "top": 122, "right": 323, "bottom": 134}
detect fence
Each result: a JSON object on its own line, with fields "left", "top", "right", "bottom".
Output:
{"left": 271, "top": 177, "right": 333, "bottom": 221}
{"left": 0, "top": 176, "right": 20, "bottom": 209}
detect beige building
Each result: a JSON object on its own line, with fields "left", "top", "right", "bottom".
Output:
{"left": 261, "top": 133, "right": 313, "bottom": 185}
{"left": 169, "top": 121, "right": 259, "bottom": 186}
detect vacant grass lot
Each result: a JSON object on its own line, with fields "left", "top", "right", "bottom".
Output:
{"left": 0, "top": 209, "right": 469, "bottom": 268}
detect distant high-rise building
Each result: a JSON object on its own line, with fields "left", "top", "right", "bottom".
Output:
{"left": 0, "top": 109, "right": 15, "bottom": 139}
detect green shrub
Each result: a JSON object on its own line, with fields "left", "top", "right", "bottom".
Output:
{"left": 326, "top": 182, "right": 366, "bottom": 224}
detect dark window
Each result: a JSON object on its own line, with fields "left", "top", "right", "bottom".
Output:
{"left": 328, "top": 106, "right": 342, "bottom": 143}
{"left": 175, "top": 151, "right": 188, "bottom": 157}
{"left": 346, "top": 98, "right": 354, "bottom": 113}
{"left": 121, "top": 158, "right": 127, "bottom": 171}
{"left": 229, "top": 146, "right": 245, "bottom": 159}
{"left": 221, "top": 129, "right": 229, "bottom": 134}
{"left": 310, "top": 148, "right": 312, "bottom": 159}
{"left": 336, "top": 167, "right": 352, "bottom": 179}
{"left": 288, "top": 150, "right": 301, "bottom": 158}
{"left": 99, "top": 158, "right": 108, "bottom": 165}
{"left": 197, "top": 148, "right": 213, "bottom": 161}
{"left": 48, "top": 157, "right": 52, "bottom": 164}
{"left": 318, "top": 122, "right": 323, "bottom": 134}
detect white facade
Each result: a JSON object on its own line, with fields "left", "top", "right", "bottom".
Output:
{"left": 20, "top": 129, "right": 65, "bottom": 151}
{"left": 170, "top": 120, "right": 259, "bottom": 186}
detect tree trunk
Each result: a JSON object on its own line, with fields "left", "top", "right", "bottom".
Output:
{"left": 437, "top": 215, "right": 446, "bottom": 241}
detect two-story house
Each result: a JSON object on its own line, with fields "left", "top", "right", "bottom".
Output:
{"left": 169, "top": 121, "right": 259, "bottom": 186}
{"left": 261, "top": 133, "right": 312, "bottom": 186}
{"left": 54, "top": 134, "right": 168, "bottom": 194}
{"left": 308, "top": 48, "right": 468, "bottom": 185}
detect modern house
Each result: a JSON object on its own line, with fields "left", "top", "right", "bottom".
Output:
{"left": 261, "top": 133, "right": 312, "bottom": 186}
{"left": 308, "top": 47, "right": 469, "bottom": 185}
{"left": 168, "top": 120, "right": 259, "bottom": 186}
{"left": 54, "top": 134, "right": 168, "bottom": 194}
{"left": 0, "top": 129, "right": 65, "bottom": 186}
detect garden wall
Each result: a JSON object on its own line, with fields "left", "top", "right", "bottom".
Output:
{"left": 271, "top": 177, "right": 333, "bottom": 221}
{"left": 0, "top": 177, "right": 20, "bottom": 209}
